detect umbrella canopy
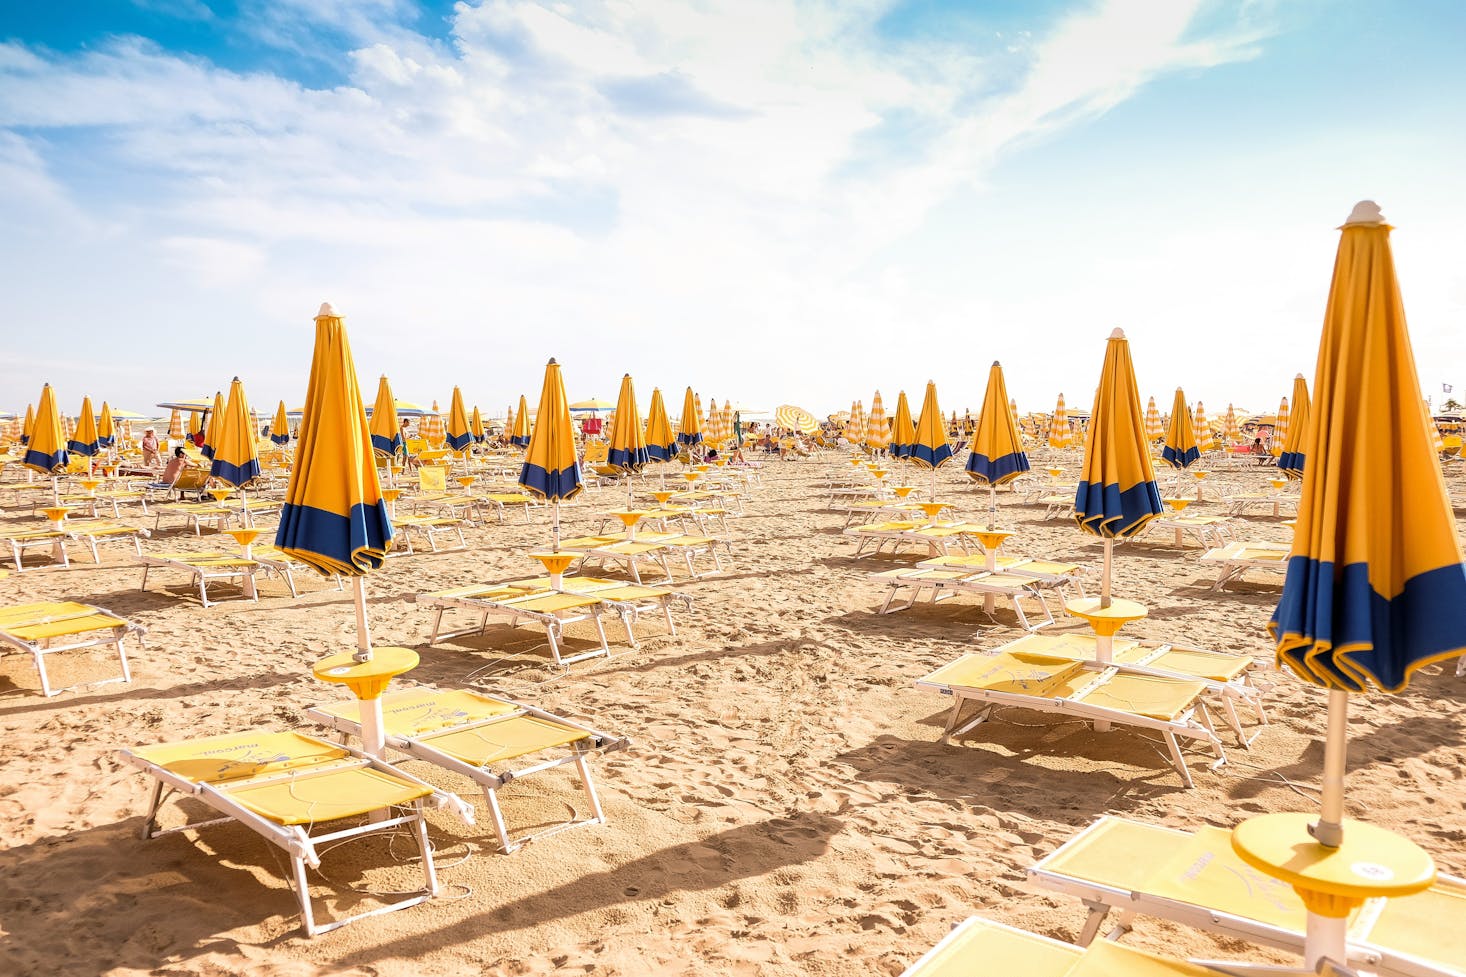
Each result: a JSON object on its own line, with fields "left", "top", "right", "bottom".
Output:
{"left": 167, "top": 409, "right": 184, "bottom": 440}
{"left": 24, "top": 384, "right": 68, "bottom": 474}
{"left": 845, "top": 401, "right": 867, "bottom": 446}
{"left": 608, "top": 374, "right": 650, "bottom": 472}
{"left": 1074, "top": 329, "right": 1162, "bottom": 544}
{"left": 200, "top": 391, "right": 225, "bottom": 460}
{"left": 1194, "top": 401, "right": 1215, "bottom": 451}
{"left": 1144, "top": 397, "right": 1164, "bottom": 439}
{"left": 21, "top": 403, "right": 34, "bottom": 445}
{"left": 368, "top": 378, "right": 402, "bottom": 458}
{"left": 1161, "top": 387, "right": 1199, "bottom": 468}
{"left": 965, "top": 362, "right": 1030, "bottom": 485}
{"left": 470, "top": 406, "right": 485, "bottom": 443}
{"left": 1223, "top": 403, "right": 1241, "bottom": 442}
{"left": 645, "top": 388, "right": 678, "bottom": 461}
{"left": 69, "top": 396, "right": 100, "bottom": 457}
{"left": 210, "top": 377, "right": 261, "bottom": 487}
{"left": 421, "top": 401, "right": 445, "bottom": 444}
{"left": 511, "top": 394, "right": 531, "bottom": 447}
{"left": 1273, "top": 396, "right": 1290, "bottom": 453}
{"left": 568, "top": 398, "right": 614, "bottom": 413}
{"left": 1279, "top": 373, "right": 1312, "bottom": 479}
{"left": 271, "top": 400, "right": 292, "bottom": 446}
{"left": 677, "top": 387, "right": 703, "bottom": 448}
{"left": 275, "top": 304, "right": 394, "bottom": 576}
{"left": 445, "top": 386, "right": 472, "bottom": 451}
{"left": 97, "top": 401, "right": 115, "bottom": 449}
{"left": 1047, "top": 394, "right": 1072, "bottom": 449}
{"left": 910, "top": 381, "right": 953, "bottom": 470}
{"left": 865, "top": 392, "right": 890, "bottom": 451}
{"left": 774, "top": 404, "right": 818, "bottom": 435}
{"left": 889, "top": 392, "right": 915, "bottom": 459}
{"left": 520, "top": 359, "right": 584, "bottom": 502}
{"left": 157, "top": 397, "right": 215, "bottom": 412}
{"left": 188, "top": 407, "right": 204, "bottom": 441}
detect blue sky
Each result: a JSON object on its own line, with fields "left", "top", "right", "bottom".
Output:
{"left": 3, "top": 0, "right": 1465, "bottom": 422}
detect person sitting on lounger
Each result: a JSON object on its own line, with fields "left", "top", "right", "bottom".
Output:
{"left": 148, "top": 448, "right": 193, "bottom": 498}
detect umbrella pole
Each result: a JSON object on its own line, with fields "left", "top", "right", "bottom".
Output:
{"left": 1314, "top": 690, "right": 1348, "bottom": 848}
{"left": 1101, "top": 539, "right": 1113, "bottom": 610}
{"left": 988, "top": 486, "right": 997, "bottom": 530}
{"left": 353, "top": 578, "right": 374, "bottom": 662}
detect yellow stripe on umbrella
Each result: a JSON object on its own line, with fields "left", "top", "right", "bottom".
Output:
{"left": 168, "top": 408, "right": 184, "bottom": 440}
{"left": 1194, "top": 400, "right": 1215, "bottom": 452}
{"left": 1223, "top": 403, "right": 1241, "bottom": 443}
{"left": 422, "top": 401, "right": 445, "bottom": 445}
{"left": 1145, "top": 396, "right": 1164, "bottom": 439}
{"left": 865, "top": 392, "right": 890, "bottom": 451}
{"left": 1047, "top": 394, "right": 1071, "bottom": 449}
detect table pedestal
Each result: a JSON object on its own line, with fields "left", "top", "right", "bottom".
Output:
{"left": 971, "top": 529, "right": 1014, "bottom": 613}
{"left": 1062, "top": 597, "right": 1147, "bottom": 732}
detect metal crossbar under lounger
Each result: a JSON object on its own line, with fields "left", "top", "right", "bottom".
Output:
{"left": 120, "top": 730, "right": 473, "bottom": 937}
{"left": 307, "top": 687, "right": 630, "bottom": 854}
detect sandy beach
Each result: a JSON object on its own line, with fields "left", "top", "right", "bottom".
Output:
{"left": 3, "top": 454, "right": 1464, "bottom": 977}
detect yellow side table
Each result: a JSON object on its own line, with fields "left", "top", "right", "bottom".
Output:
{"left": 916, "top": 501, "right": 947, "bottom": 525}
{"left": 313, "top": 645, "right": 419, "bottom": 758}
{"left": 608, "top": 510, "right": 647, "bottom": 540}
{"left": 529, "top": 551, "right": 578, "bottom": 590}
{"left": 1232, "top": 812, "right": 1435, "bottom": 968}
{"left": 971, "top": 528, "right": 1015, "bottom": 614}
{"left": 224, "top": 527, "right": 264, "bottom": 598}
{"left": 1064, "top": 597, "right": 1147, "bottom": 664}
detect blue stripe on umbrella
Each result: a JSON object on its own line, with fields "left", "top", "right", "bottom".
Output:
{"left": 210, "top": 458, "right": 261, "bottom": 486}
{"left": 1074, "top": 478, "right": 1164, "bottom": 539}
{"left": 276, "top": 501, "right": 393, "bottom": 574}
{"left": 965, "top": 451, "right": 1029, "bottom": 484}
{"left": 909, "top": 443, "right": 952, "bottom": 468}
{"left": 1161, "top": 444, "right": 1199, "bottom": 468}
{"left": 520, "top": 462, "right": 583, "bottom": 500}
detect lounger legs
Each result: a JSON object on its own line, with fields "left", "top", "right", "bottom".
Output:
{"left": 484, "top": 751, "right": 609, "bottom": 854}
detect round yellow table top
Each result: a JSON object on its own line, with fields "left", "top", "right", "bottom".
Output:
{"left": 79, "top": 478, "right": 103, "bottom": 491}
{"left": 381, "top": 487, "right": 404, "bottom": 502}
{"left": 313, "top": 646, "right": 419, "bottom": 700}
{"left": 40, "top": 506, "right": 73, "bottom": 521}
{"left": 891, "top": 485, "right": 916, "bottom": 498}
{"left": 528, "top": 551, "right": 578, "bottom": 574}
{"left": 456, "top": 475, "right": 477, "bottom": 487}
{"left": 608, "top": 510, "right": 648, "bottom": 527}
{"left": 1231, "top": 813, "right": 1435, "bottom": 903}
{"left": 1064, "top": 597, "right": 1148, "bottom": 631}
{"left": 1270, "top": 478, "right": 1289, "bottom": 490}
{"left": 972, "top": 529, "right": 1014, "bottom": 548}
{"left": 916, "top": 501, "right": 947, "bottom": 515}
{"left": 651, "top": 491, "right": 677, "bottom": 504}
{"left": 1047, "top": 467, "right": 1064, "bottom": 477}
{"left": 225, "top": 528, "right": 264, "bottom": 547}
{"left": 870, "top": 469, "right": 889, "bottom": 480}
{"left": 1164, "top": 497, "right": 1192, "bottom": 512}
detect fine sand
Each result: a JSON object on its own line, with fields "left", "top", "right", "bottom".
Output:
{"left": 2, "top": 454, "right": 1464, "bottom": 977}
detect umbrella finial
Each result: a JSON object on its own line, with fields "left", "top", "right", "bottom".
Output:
{"left": 1296, "top": 372, "right": 1305, "bottom": 380}
{"left": 1344, "top": 200, "right": 1384, "bottom": 226}
{"left": 317, "top": 302, "right": 338, "bottom": 317}
{"left": 548, "top": 357, "right": 558, "bottom": 365}
{"left": 1109, "top": 327, "right": 1126, "bottom": 339}
{"left": 992, "top": 361, "right": 1000, "bottom": 367}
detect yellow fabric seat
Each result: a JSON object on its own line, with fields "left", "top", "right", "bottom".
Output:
{"left": 0, "top": 599, "right": 139, "bottom": 697}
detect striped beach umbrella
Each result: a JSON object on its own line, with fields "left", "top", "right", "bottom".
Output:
{"left": 865, "top": 392, "right": 890, "bottom": 452}
{"left": 422, "top": 401, "right": 445, "bottom": 445}
{"left": 645, "top": 388, "right": 678, "bottom": 461}
{"left": 1193, "top": 400, "right": 1215, "bottom": 452}
{"left": 96, "top": 401, "right": 115, "bottom": 449}
{"left": 1074, "top": 329, "right": 1162, "bottom": 612}
{"left": 1223, "top": 403, "right": 1241, "bottom": 443}
{"left": 1273, "top": 396, "right": 1290, "bottom": 454}
{"left": 69, "top": 396, "right": 100, "bottom": 457}
{"left": 774, "top": 404, "right": 818, "bottom": 436}
{"left": 1144, "top": 396, "right": 1164, "bottom": 440}
{"left": 200, "top": 391, "right": 224, "bottom": 460}
{"left": 1047, "top": 394, "right": 1071, "bottom": 449}
{"left": 168, "top": 409, "right": 184, "bottom": 441}
{"left": 845, "top": 400, "right": 867, "bottom": 446}
{"left": 1279, "top": 373, "right": 1311, "bottom": 479}
{"left": 677, "top": 387, "right": 703, "bottom": 450}
{"left": 272, "top": 400, "right": 292, "bottom": 447}
{"left": 1257, "top": 201, "right": 1462, "bottom": 967}
{"left": 608, "top": 373, "right": 649, "bottom": 474}
{"left": 1161, "top": 387, "right": 1199, "bottom": 469}
{"left": 445, "top": 386, "right": 472, "bottom": 452}
{"left": 61, "top": 413, "right": 74, "bottom": 441}
{"left": 520, "top": 358, "right": 584, "bottom": 550}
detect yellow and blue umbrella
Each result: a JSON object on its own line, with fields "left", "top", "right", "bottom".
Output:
{"left": 188, "top": 406, "right": 204, "bottom": 443}
{"left": 911, "top": 381, "right": 952, "bottom": 470}
{"left": 20, "top": 403, "right": 34, "bottom": 446}
{"left": 889, "top": 391, "right": 915, "bottom": 460}
{"left": 1047, "top": 394, "right": 1071, "bottom": 449}
{"left": 1144, "top": 396, "right": 1164, "bottom": 440}
{"left": 965, "top": 361, "right": 1030, "bottom": 489}
{"left": 510, "top": 394, "right": 531, "bottom": 448}
{"left": 645, "top": 388, "right": 677, "bottom": 461}
{"left": 1073, "top": 329, "right": 1162, "bottom": 598}
{"left": 445, "top": 386, "right": 472, "bottom": 452}
{"left": 275, "top": 303, "right": 394, "bottom": 580}
{"left": 1262, "top": 200, "right": 1466, "bottom": 964}
{"left": 367, "top": 377, "right": 401, "bottom": 458}
{"left": 210, "top": 376, "right": 261, "bottom": 488}
{"left": 24, "top": 384, "right": 68, "bottom": 475}
{"left": 96, "top": 401, "right": 115, "bottom": 449}
{"left": 1161, "top": 387, "right": 1199, "bottom": 468}
{"left": 470, "top": 405, "right": 485, "bottom": 444}
{"left": 865, "top": 392, "right": 890, "bottom": 453}
{"left": 1278, "top": 373, "right": 1311, "bottom": 479}
{"left": 69, "top": 395, "right": 100, "bottom": 457}
{"left": 271, "top": 400, "right": 292, "bottom": 446}
{"left": 520, "top": 358, "right": 583, "bottom": 550}
{"left": 608, "top": 373, "right": 649, "bottom": 472}
{"left": 677, "top": 387, "right": 702, "bottom": 449}
{"left": 200, "top": 391, "right": 224, "bottom": 460}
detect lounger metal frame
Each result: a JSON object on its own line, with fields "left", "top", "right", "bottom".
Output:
{"left": 0, "top": 601, "right": 142, "bottom": 696}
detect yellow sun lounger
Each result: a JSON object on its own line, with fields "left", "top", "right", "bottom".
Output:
{"left": 120, "top": 729, "right": 473, "bottom": 937}
{"left": 248, "top": 544, "right": 346, "bottom": 598}
{"left": 0, "top": 525, "right": 72, "bottom": 571}
{"left": 417, "top": 583, "right": 613, "bottom": 667}
{"left": 1225, "top": 491, "right": 1299, "bottom": 518}
{"left": 899, "top": 915, "right": 1329, "bottom": 977}
{"left": 138, "top": 551, "right": 260, "bottom": 607}
{"left": 388, "top": 514, "right": 468, "bottom": 554}
{"left": 307, "top": 687, "right": 630, "bottom": 854}
{"left": 915, "top": 650, "right": 1226, "bottom": 788}
{"left": 0, "top": 600, "right": 142, "bottom": 696}
{"left": 1133, "top": 514, "right": 1236, "bottom": 549}
{"left": 870, "top": 564, "right": 1057, "bottom": 631}
{"left": 1028, "top": 816, "right": 1466, "bottom": 977}
{"left": 918, "top": 554, "right": 1090, "bottom": 601}
{"left": 1200, "top": 541, "right": 1292, "bottom": 591}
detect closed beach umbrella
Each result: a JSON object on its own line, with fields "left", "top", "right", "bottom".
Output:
{"left": 1223, "top": 403, "right": 1241, "bottom": 443}
{"left": 167, "top": 409, "right": 184, "bottom": 441}
{"left": 505, "top": 403, "right": 515, "bottom": 440}
{"left": 520, "top": 358, "right": 583, "bottom": 551}
{"left": 965, "top": 362, "right": 1030, "bottom": 488}
{"left": 1144, "top": 396, "right": 1164, "bottom": 440}
{"left": 866, "top": 392, "right": 890, "bottom": 452}
{"left": 189, "top": 407, "right": 204, "bottom": 443}
{"left": 845, "top": 400, "right": 866, "bottom": 446}
{"left": 719, "top": 400, "right": 735, "bottom": 447}
{"left": 1193, "top": 401, "right": 1215, "bottom": 452}
{"left": 97, "top": 401, "right": 115, "bottom": 449}
{"left": 210, "top": 376, "right": 261, "bottom": 490}
{"left": 678, "top": 387, "right": 703, "bottom": 450}
{"left": 645, "top": 388, "right": 678, "bottom": 461}
{"left": 422, "top": 401, "right": 445, "bottom": 445}
{"left": 911, "top": 380, "right": 953, "bottom": 501}
{"left": 1273, "top": 396, "right": 1290, "bottom": 454}
{"left": 21, "top": 403, "right": 34, "bottom": 446}
{"left": 608, "top": 373, "right": 649, "bottom": 474}
{"left": 62, "top": 413, "right": 74, "bottom": 441}
{"left": 368, "top": 378, "right": 402, "bottom": 460}
{"left": 445, "top": 386, "right": 472, "bottom": 451}
{"left": 1258, "top": 202, "right": 1464, "bottom": 966}
{"left": 1074, "top": 329, "right": 1163, "bottom": 607}
{"left": 271, "top": 400, "right": 292, "bottom": 446}
{"left": 889, "top": 391, "right": 915, "bottom": 459}
{"left": 1161, "top": 387, "right": 1199, "bottom": 469}
{"left": 470, "top": 406, "right": 485, "bottom": 444}
{"left": 24, "top": 384, "right": 68, "bottom": 478}
{"left": 69, "top": 396, "right": 100, "bottom": 457}
{"left": 511, "top": 394, "right": 531, "bottom": 448}
{"left": 1279, "top": 373, "right": 1312, "bottom": 479}
{"left": 200, "top": 391, "right": 224, "bottom": 460}
{"left": 1047, "top": 394, "right": 1071, "bottom": 449}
